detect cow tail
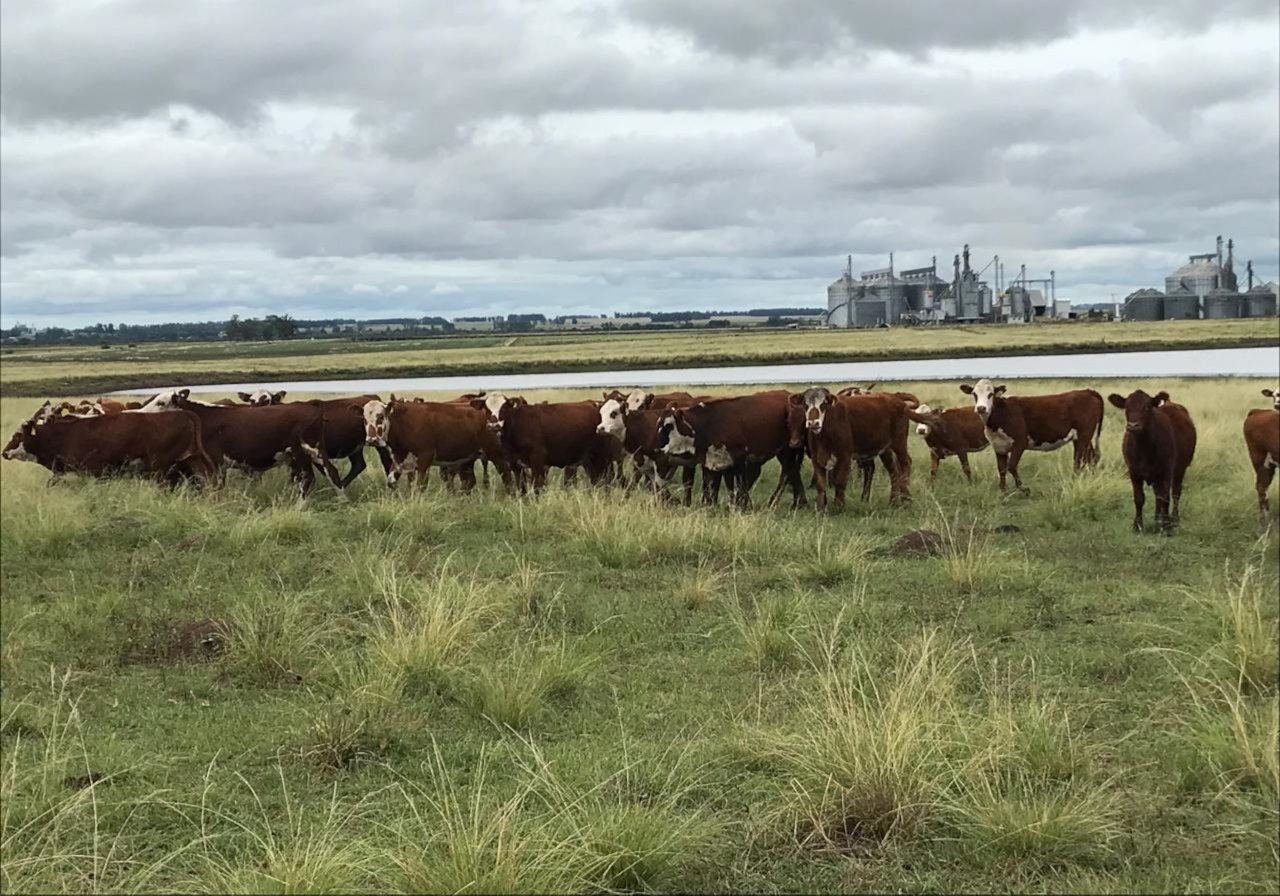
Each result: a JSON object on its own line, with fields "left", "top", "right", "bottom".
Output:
{"left": 1092, "top": 391, "right": 1104, "bottom": 462}
{"left": 313, "top": 410, "right": 343, "bottom": 488}
{"left": 188, "top": 413, "right": 217, "bottom": 482}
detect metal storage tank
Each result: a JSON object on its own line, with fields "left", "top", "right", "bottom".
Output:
{"left": 1165, "top": 254, "right": 1220, "bottom": 298}
{"left": 1162, "top": 289, "right": 1200, "bottom": 320}
{"left": 1122, "top": 289, "right": 1163, "bottom": 322}
{"left": 1244, "top": 287, "right": 1277, "bottom": 318}
{"left": 1202, "top": 289, "right": 1242, "bottom": 319}
{"left": 853, "top": 299, "right": 887, "bottom": 327}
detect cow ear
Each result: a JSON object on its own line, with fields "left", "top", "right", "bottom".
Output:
{"left": 387, "top": 402, "right": 400, "bottom": 416}
{"left": 823, "top": 392, "right": 836, "bottom": 407}
{"left": 389, "top": 393, "right": 397, "bottom": 403}
{"left": 640, "top": 394, "right": 655, "bottom": 410}
{"left": 1107, "top": 393, "right": 1126, "bottom": 409}
{"left": 788, "top": 393, "right": 805, "bottom": 407}
{"left": 177, "top": 389, "right": 190, "bottom": 400}
{"left": 513, "top": 397, "right": 528, "bottom": 407}
{"left": 348, "top": 403, "right": 365, "bottom": 416}
{"left": 238, "top": 392, "right": 252, "bottom": 402}
{"left": 959, "top": 384, "right": 973, "bottom": 394}
{"left": 469, "top": 397, "right": 487, "bottom": 411}
{"left": 273, "top": 390, "right": 287, "bottom": 402}
{"left": 1262, "top": 389, "right": 1274, "bottom": 398}
{"left": 993, "top": 385, "right": 1007, "bottom": 396}
{"left": 1153, "top": 391, "right": 1169, "bottom": 406}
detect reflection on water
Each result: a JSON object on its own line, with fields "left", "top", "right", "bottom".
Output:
{"left": 121, "top": 346, "right": 1280, "bottom": 396}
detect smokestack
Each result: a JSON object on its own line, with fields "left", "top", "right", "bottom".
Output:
{"left": 846, "top": 254, "right": 852, "bottom": 279}
{"left": 1051, "top": 269, "right": 1056, "bottom": 305}
{"left": 889, "top": 251, "right": 894, "bottom": 276}
{"left": 1227, "top": 238, "right": 1234, "bottom": 270}
{"left": 1217, "top": 235, "right": 1223, "bottom": 271}
{"left": 1247, "top": 260, "right": 1254, "bottom": 289}
{"left": 962, "top": 244, "right": 970, "bottom": 275}
{"left": 953, "top": 254, "right": 961, "bottom": 288}
{"left": 931, "top": 255, "right": 937, "bottom": 276}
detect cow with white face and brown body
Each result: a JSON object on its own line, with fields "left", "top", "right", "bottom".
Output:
{"left": 472, "top": 394, "right": 617, "bottom": 494}
{"left": 656, "top": 391, "right": 806, "bottom": 510}
{"left": 3, "top": 401, "right": 216, "bottom": 485}
{"left": 133, "top": 389, "right": 343, "bottom": 497}
{"left": 596, "top": 395, "right": 701, "bottom": 502}
{"left": 1109, "top": 389, "right": 1196, "bottom": 534}
{"left": 602, "top": 389, "right": 711, "bottom": 415}
{"left": 358, "top": 396, "right": 511, "bottom": 491}
{"left": 959, "top": 379, "right": 1103, "bottom": 492}
{"left": 906, "top": 404, "right": 989, "bottom": 482}
{"left": 786, "top": 388, "right": 913, "bottom": 511}
{"left": 1244, "top": 388, "right": 1280, "bottom": 527}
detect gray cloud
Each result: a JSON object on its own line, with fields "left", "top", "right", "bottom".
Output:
{"left": 0, "top": 0, "right": 1277, "bottom": 327}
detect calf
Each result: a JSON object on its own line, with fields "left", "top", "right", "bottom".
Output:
{"left": 3, "top": 403, "right": 216, "bottom": 484}
{"left": 1108, "top": 390, "right": 1197, "bottom": 534}
{"left": 473, "top": 395, "right": 616, "bottom": 493}
{"left": 1244, "top": 390, "right": 1280, "bottom": 526}
{"left": 360, "top": 397, "right": 510, "bottom": 491}
{"left": 960, "top": 379, "right": 1103, "bottom": 492}
{"left": 787, "top": 389, "right": 913, "bottom": 511}
{"left": 137, "top": 389, "right": 342, "bottom": 497}
{"left": 657, "top": 390, "right": 806, "bottom": 509}
{"left": 906, "top": 404, "right": 989, "bottom": 482}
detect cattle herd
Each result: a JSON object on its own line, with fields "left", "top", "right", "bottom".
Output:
{"left": 4, "top": 382, "right": 1279, "bottom": 533}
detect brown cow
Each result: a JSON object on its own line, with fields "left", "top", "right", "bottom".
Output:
{"left": 359, "top": 397, "right": 510, "bottom": 491}
{"left": 472, "top": 394, "right": 616, "bottom": 493}
{"left": 1108, "top": 389, "right": 1196, "bottom": 534}
{"left": 3, "top": 402, "right": 215, "bottom": 484}
{"left": 905, "top": 404, "right": 989, "bottom": 482}
{"left": 787, "top": 388, "right": 913, "bottom": 510}
{"left": 1244, "top": 390, "right": 1280, "bottom": 526}
{"left": 597, "top": 396, "right": 699, "bottom": 502}
{"left": 657, "top": 391, "right": 806, "bottom": 509}
{"left": 838, "top": 382, "right": 921, "bottom": 408}
{"left": 136, "top": 389, "right": 342, "bottom": 497}
{"left": 960, "top": 379, "right": 1103, "bottom": 492}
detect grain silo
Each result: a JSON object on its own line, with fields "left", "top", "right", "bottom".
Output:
{"left": 1162, "top": 287, "right": 1200, "bottom": 320}
{"left": 1202, "top": 287, "right": 1242, "bottom": 319}
{"left": 1244, "top": 283, "right": 1278, "bottom": 318}
{"left": 1122, "top": 288, "right": 1163, "bottom": 322}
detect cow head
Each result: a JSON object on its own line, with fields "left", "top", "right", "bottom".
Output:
{"left": 624, "top": 390, "right": 656, "bottom": 412}
{"left": 597, "top": 398, "right": 627, "bottom": 438}
{"left": 470, "top": 392, "right": 524, "bottom": 433}
{"left": 789, "top": 388, "right": 835, "bottom": 441}
{"left": 838, "top": 382, "right": 877, "bottom": 397}
{"left": 602, "top": 389, "right": 629, "bottom": 404}
{"left": 657, "top": 405, "right": 696, "bottom": 457}
{"left": 135, "top": 388, "right": 191, "bottom": 412}
{"left": 2, "top": 402, "right": 53, "bottom": 461}
{"left": 960, "top": 379, "right": 1004, "bottom": 419}
{"left": 358, "top": 398, "right": 391, "bottom": 446}
{"left": 1263, "top": 388, "right": 1279, "bottom": 411}
{"left": 1108, "top": 389, "right": 1168, "bottom": 433}
{"left": 913, "top": 403, "right": 939, "bottom": 437}
{"left": 238, "top": 389, "right": 286, "bottom": 406}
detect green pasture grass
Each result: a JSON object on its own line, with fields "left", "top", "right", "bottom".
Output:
{"left": 2, "top": 317, "right": 1275, "bottom": 396}
{"left": 0, "top": 376, "right": 1277, "bottom": 892}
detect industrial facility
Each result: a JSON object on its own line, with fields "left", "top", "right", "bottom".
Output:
{"left": 1122, "top": 236, "right": 1277, "bottom": 322}
{"left": 825, "top": 244, "right": 1064, "bottom": 327}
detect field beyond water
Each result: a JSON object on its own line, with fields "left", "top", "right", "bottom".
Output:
{"left": 1, "top": 378, "right": 1278, "bottom": 893}
{"left": 1, "top": 318, "right": 1277, "bottom": 397}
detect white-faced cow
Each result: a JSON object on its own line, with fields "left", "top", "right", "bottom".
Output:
{"left": 359, "top": 396, "right": 510, "bottom": 491}
{"left": 472, "top": 395, "right": 617, "bottom": 493}
{"left": 959, "top": 379, "right": 1103, "bottom": 492}
{"left": 597, "top": 395, "right": 699, "bottom": 502}
{"left": 1245, "top": 389, "right": 1280, "bottom": 527}
{"left": 657, "top": 391, "right": 806, "bottom": 510}
{"left": 786, "top": 388, "right": 913, "bottom": 510}
{"left": 1108, "top": 389, "right": 1196, "bottom": 534}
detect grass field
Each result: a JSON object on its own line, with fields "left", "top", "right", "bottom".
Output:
{"left": 1, "top": 378, "right": 1278, "bottom": 893}
{"left": 2, "top": 318, "right": 1276, "bottom": 397}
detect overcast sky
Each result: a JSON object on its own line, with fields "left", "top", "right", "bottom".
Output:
{"left": 2, "top": 0, "right": 1277, "bottom": 327}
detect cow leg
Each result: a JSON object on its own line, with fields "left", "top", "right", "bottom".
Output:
{"left": 681, "top": 465, "right": 696, "bottom": 506}
{"left": 859, "top": 459, "right": 875, "bottom": 502}
{"left": 1256, "top": 461, "right": 1275, "bottom": 527}
{"left": 1007, "top": 445, "right": 1028, "bottom": 493}
{"left": 1171, "top": 466, "right": 1187, "bottom": 524}
{"left": 734, "top": 463, "right": 756, "bottom": 511}
{"left": 957, "top": 451, "right": 973, "bottom": 483}
{"left": 702, "top": 469, "right": 720, "bottom": 505}
{"left": 929, "top": 452, "right": 941, "bottom": 483}
{"left": 813, "top": 461, "right": 829, "bottom": 513}
{"left": 995, "top": 451, "right": 1009, "bottom": 491}
{"left": 1130, "top": 475, "right": 1146, "bottom": 532}
{"left": 458, "top": 462, "right": 477, "bottom": 493}
{"left": 1154, "top": 477, "right": 1173, "bottom": 535}
{"left": 786, "top": 453, "right": 807, "bottom": 510}
{"left": 882, "top": 450, "right": 908, "bottom": 504}
{"left": 832, "top": 455, "right": 852, "bottom": 511}
{"left": 337, "top": 448, "right": 366, "bottom": 489}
